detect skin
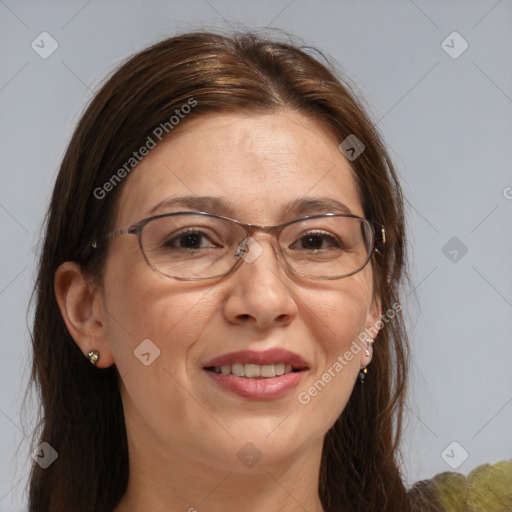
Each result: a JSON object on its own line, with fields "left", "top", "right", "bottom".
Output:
{"left": 55, "top": 110, "right": 381, "bottom": 512}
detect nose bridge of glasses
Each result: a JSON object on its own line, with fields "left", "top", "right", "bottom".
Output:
{"left": 232, "top": 222, "right": 286, "bottom": 268}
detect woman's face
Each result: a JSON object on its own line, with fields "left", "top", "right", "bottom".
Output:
{"left": 98, "top": 110, "right": 380, "bottom": 472}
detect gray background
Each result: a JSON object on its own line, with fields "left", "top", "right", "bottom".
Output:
{"left": 1, "top": 0, "right": 511, "bottom": 509}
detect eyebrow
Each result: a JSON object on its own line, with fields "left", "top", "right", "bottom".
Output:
{"left": 148, "top": 194, "right": 354, "bottom": 219}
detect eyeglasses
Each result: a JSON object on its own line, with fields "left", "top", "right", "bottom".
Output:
{"left": 91, "top": 211, "right": 385, "bottom": 281}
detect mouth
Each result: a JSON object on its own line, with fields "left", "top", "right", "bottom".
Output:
{"left": 202, "top": 348, "right": 309, "bottom": 400}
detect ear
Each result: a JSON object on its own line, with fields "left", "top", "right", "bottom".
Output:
{"left": 360, "top": 295, "right": 382, "bottom": 369}
{"left": 54, "top": 261, "right": 115, "bottom": 368}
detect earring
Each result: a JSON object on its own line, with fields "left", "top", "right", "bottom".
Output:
{"left": 359, "top": 338, "right": 374, "bottom": 384}
{"left": 87, "top": 350, "right": 100, "bottom": 366}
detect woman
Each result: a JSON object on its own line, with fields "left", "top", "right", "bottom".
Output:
{"left": 27, "top": 30, "right": 488, "bottom": 512}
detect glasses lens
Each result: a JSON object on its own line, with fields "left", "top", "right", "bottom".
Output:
{"left": 140, "top": 213, "right": 246, "bottom": 279}
{"left": 280, "top": 215, "right": 374, "bottom": 278}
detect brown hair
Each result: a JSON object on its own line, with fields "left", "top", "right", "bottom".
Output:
{"left": 27, "top": 30, "right": 414, "bottom": 511}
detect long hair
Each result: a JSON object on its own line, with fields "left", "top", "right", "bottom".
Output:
{"left": 27, "top": 31, "right": 412, "bottom": 511}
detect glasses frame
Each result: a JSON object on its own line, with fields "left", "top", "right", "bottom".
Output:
{"left": 91, "top": 211, "right": 386, "bottom": 281}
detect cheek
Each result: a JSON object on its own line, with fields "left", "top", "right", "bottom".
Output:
{"left": 100, "top": 249, "right": 212, "bottom": 375}
{"left": 295, "top": 273, "right": 373, "bottom": 425}
{"left": 312, "top": 287, "right": 369, "bottom": 377}
{"left": 310, "top": 269, "right": 374, "bottom": 349}
{"left": 101, "top": 266, "right": 218, "bottom": 440}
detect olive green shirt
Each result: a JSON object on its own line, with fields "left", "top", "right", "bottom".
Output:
{"left": 408, "top": 460, "right": 512, "bottom": 511}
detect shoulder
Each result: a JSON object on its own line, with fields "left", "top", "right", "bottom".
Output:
{"left": 408, "top": 460, "right": 512, "bottom": 511}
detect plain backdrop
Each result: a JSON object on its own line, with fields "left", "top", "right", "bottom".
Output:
{"left": 1, "top": 1, "right": 511, "bottom": 510}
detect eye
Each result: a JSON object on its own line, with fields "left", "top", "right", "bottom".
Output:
{"left": 290, "top": 230, "right": 342, "bottom": 251}
{"left": 165, "top": 228, "right": 220, "bottom": 250}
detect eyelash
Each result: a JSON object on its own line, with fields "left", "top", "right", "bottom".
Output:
{"left": 164, "top": 229, "right": 342, "bottom": 251}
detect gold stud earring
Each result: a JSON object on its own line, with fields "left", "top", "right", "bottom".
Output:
{"left": 87, "top": 350, "right": 100, "bottom": 366}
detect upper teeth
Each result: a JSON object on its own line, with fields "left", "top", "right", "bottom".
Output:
{"left": 213, "top": 363, "right": 293, "bottom": 378}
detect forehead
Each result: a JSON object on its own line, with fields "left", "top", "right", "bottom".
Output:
{"left": 113, "top": 111, "right": 363, "bottom": 227}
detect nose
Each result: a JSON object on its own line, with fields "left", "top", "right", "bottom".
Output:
{"left": 222, "top": 236, "right": 298, "bottom": 329}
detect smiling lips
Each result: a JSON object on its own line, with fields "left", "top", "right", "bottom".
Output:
{"left": 203, "top": 348, "right": 309, "bottom": 400}
{"left": 203, "top": 348, "right": 309, "bottom": 375}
